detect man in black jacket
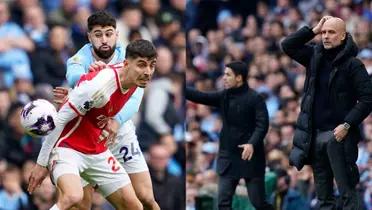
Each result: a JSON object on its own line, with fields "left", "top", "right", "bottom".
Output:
{"left": 281, "top": 16, "right": 372, "bottom": 210}
{"left": 186, "top": 61, "right": 273, "bottom": 210}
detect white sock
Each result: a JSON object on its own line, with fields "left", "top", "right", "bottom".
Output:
{"left": 50, "top": 204, "right": 60, "bottom": 210}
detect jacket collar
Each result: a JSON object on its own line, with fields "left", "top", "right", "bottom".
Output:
{"left": 227, "top": 83, "right": 249, "bottom": 94}
{"left": 316, "top": 33, "right": 358, "bottom": 65}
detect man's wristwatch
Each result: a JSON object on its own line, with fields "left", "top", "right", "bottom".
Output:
{"left": 342, "top": 122, "right": 351, "bottom": 130}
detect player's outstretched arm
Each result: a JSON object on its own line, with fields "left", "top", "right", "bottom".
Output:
{"left": 28, "top": 104, "right": 78, "bottom": 194}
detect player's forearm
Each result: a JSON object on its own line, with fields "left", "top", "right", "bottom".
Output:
{"left": 36, "top": 129, "right": 61, "bottom": 167}
{"left": 36, "top": 105, "right": 78, "bottom": 167}
{"left": 114, "top": 88, "right": 144, "bottom": 124}
{"left": 9, "top": 37, "right": 35, "bottom": 52}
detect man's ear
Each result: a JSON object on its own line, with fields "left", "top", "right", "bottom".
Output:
{"left": 87, "top": 32, "right": 91, "bottom": 42}
{"left": 341, "top": 32, "right": 346, "bottom": 41}
{"left": 236, "top": 74, "right": 243, "bottom": 83}
{"left": 123, "top": 59, "right": 129, "bottom": 67}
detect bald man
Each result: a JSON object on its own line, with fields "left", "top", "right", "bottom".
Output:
{"left": 281, "top": 16, "right": 372, "bottom": 210}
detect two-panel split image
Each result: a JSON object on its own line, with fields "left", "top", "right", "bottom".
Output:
{"left": 0, "top": 0, "right": 371, "bottom": 210}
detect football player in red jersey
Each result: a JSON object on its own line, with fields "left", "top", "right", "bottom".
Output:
{"left": 28, "top": 39, "right": 157, "bottom": 210}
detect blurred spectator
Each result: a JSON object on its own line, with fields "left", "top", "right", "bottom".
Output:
{"left": 155, "top": 10, "right": 181, "bottom": 46}
{"left": 70, "top": 6, "right": 90, "bottom": 49}
{"left": 117, "top": 4, "right": 152, "bottom": 47}
{"left": 0, "top": 164, "right": 29, "bottom": 209}
{"left": 140, "top": 0, "right": 161, "bottom": 40}
{"left": 270, "top": 169, "right": 310, "bottom": 210}
{"left": 30, "top": 24, "right": 71, "bottom": 87}
{"left": 48, "top": 0, "right": 78, "bottom": 26}
{"left": 138, "top": 46, "right": 181, "bottom": 150}
{"left": 31, "top": 177, "right": 56, "bottom": 210}
{"left": 0, "top": 0, "right": 34, "bottom": 88}
{"left": 0, "top": 103, "right": 41, "bottom": 167}
{"left": 89, "top": 0, "right": 109, "bottom": 13}
{"left": 91, "top": 191, "right": 114, "bottom": 210}
{"left": 147, "top": 144, "right": 185, "bottom": 210}
{"left": 0, "top": 88, "right": 10, "bottom": 127}
{"left": 9, "top": 0, "right": 39, "bottom": 26}
{"left": 23, "top": 5, "right": 49, "bottom": 48}
{"left": 358, "top": 48, "right": 372, "bottom": 76}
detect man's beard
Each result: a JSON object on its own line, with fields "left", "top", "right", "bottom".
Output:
{"left": 93, "top": 44, "right": 115, "bottom": 59}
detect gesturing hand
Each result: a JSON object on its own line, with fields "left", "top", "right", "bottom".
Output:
{"left": 312, "top": 16, "right": 333, "bottom": 34}
{"left": 27, "top": 164, "right": 49, "bottom": 194}
{"left": 238, "top": 144, "right": 254, "bottom": 161}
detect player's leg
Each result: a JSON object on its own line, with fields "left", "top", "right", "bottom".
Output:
{"left": 129, "top": 172, "right": 160, "bottom": 210}
{"left": 69, "top": 182, "right": 94, "bottom": 210}
{"left": 49, "top": 148, "right": 87, "bottom": 210}
{"left": 105, "top": 183, "right": 143, "bottom": 210}
{"left": 55, "top": 174, "right": 84, "bottom": 210}
{"left": 85, "top": 149, "right": 142, "bottom": 210}
{"left": 111, "top": 120, "right": 160, "bottom": 210}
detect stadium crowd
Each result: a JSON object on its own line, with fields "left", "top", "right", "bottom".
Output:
{"left": 185, "top": 0, "right": 372, "bottom": 209}
{"left": 0, "top": 0, "right": 185, "bottom": 209}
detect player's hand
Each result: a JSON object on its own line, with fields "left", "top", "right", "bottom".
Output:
{"left": 53, "top": 87, "right": 69, "bottom": 107}
{"left": 89, "top": 61, "right": 107, "bottom": 72}
{"left": 312, "top": 16, "right": 333, "bottom": 34}
{"left": 100, "top": 118, "right": 120, "bottom": 146}
{"left": 238, "top": 144, "right": 254, "bottom": 161}
{"left": 333, "top": 124, "right": 348, "bottom": 142}
{"left": 27, "top": 164, "right": 48, "bottom": 194}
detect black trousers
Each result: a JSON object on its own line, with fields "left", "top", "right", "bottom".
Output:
{"left": 310, "top": 130, "right": 362, "bottom": 210}
{"left": 217, "top": 176, "right": 274, "bottom": 210}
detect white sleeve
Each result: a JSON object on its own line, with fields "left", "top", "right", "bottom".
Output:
{"left": 68, "top": 68, "right": 117, "bottom": 115}
{"left": 36, "top": 104, "right": 78, "bottom": 167}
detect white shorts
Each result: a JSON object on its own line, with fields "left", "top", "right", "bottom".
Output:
{"left": 49, "top": 147, "right": 131, "bottom": 197}
{"left": 109, "top": 120, "right": 148, "bottom": 174}
{"left": 81, "top": 120, "right": 148, "bottom": 187}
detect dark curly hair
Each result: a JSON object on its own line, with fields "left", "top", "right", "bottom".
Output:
{"left": 125, "top": 39, "right": 157, "bottom": 60}
{"left": 87, "top": 11, "right": 116, "bottom": 32}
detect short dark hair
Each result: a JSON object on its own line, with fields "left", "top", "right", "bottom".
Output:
{"left": 226, "top": 61, "right": 248, "bottom": 82}
{"left": 125, "top": 39, "right": 157, "bottom": 60}
{"left": 87, "top": 11, "right": 116, "bottom": 31}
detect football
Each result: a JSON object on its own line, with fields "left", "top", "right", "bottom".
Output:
{"left": 20, "top": 99, "right": 57, "bottom": 137}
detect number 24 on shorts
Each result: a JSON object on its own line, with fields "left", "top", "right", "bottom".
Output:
{"left": 120, "top": 142, "right": 141, "bottom": 162}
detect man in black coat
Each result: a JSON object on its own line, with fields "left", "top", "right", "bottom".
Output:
{"left": 186, "top": 61, "right": 273, "bottom": 210}
{"left": 281, "top": 16, "right": 372, "bottom": 210}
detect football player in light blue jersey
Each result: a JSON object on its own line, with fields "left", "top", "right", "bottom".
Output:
{"left": 66, "top": 42, "right": 125, "bottom": 87}
{"left": 63, "top": 11, "right": 160, "bottom": 210}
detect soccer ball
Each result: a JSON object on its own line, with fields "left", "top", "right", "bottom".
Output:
{"left": 20, "top": 99, "right": 57, "bottom": 137}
